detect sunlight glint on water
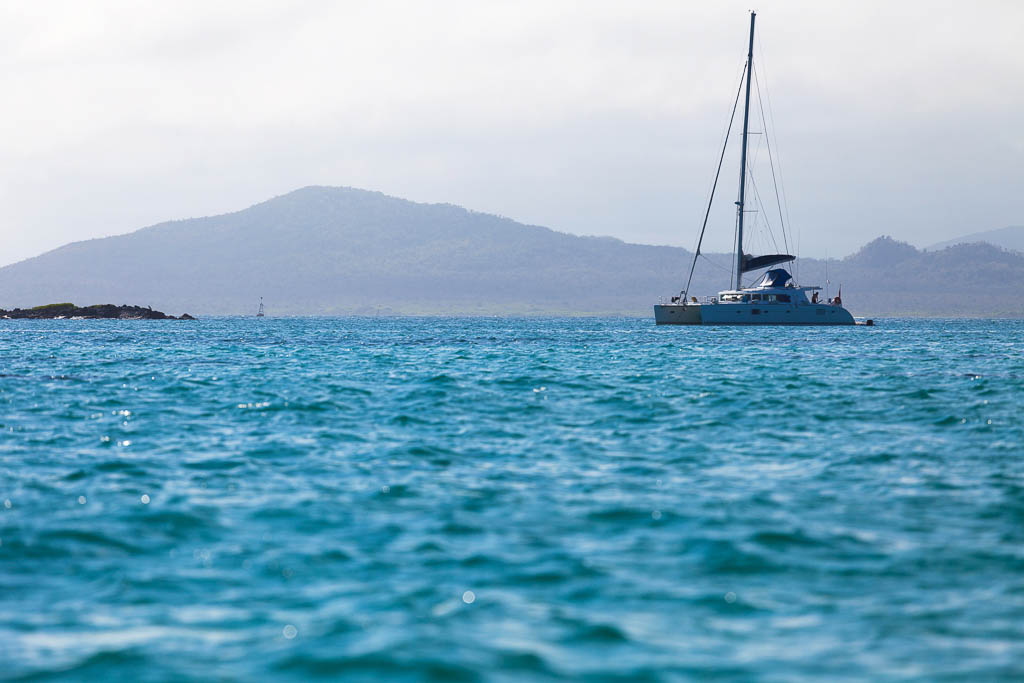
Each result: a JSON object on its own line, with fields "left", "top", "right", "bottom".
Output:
{"left": 0, "top": 317, "right": 1022, "bottom": 680}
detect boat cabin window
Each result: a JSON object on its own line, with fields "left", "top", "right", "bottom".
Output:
{"left": 751, "top": 294, "right": 761, "bottom": 301}
{"left": 777, "top": 294, "right": 791, "bottom": 303}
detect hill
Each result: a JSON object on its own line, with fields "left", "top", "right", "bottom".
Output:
{"left": 0, "top": 187, "right": 1021, "bottom": 317}
{"left": 0, "top": 187, "right": 694, "bottom": 316}
{"left": 794, "top": 237, "right": 1024, "bottom": 317}
{"left": 926, "top": 225, "right": 1024, "bottom": 253}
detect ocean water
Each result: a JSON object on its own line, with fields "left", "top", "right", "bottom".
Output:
{"left": 1, "top": 317, "right": 1022, "bottom": 681}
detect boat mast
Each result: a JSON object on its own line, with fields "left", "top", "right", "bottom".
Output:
{"left": 734, "top": 11, "right": 756, "bottom": 290}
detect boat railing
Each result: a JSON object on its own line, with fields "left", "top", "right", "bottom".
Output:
{"left": 661, "top": 295, "right": 717, "bottom": 305}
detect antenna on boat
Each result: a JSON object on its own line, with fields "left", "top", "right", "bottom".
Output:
{"left": 824, "top": 254, "right": 830, "bottom": 301}
{"left": 734, "top": 11, "right": 756, "bottom": 291}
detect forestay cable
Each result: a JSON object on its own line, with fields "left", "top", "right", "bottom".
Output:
{"left": 682, "top": 63, "right": 747, "bottom": 299}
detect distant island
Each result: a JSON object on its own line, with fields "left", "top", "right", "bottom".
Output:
{"left": 0, "top": 303, "right": 194, "bottom": 320}
{"left": 926, "top": 225, "right": 1024, "bottom": 252}
{"left": 0, "top": 186, "right": 1021, "bottom": 317}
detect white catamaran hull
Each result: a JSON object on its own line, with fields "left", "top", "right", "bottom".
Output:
{"left": 654, "top": 303, "right": 855, "bottom": 325}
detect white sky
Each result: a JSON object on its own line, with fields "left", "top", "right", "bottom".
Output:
{"left": 1, "top": 0, "right": 1022, "bottom": 266}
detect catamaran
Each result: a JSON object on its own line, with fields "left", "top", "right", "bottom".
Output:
{"left": 654, "top": 12, "right": 855, "bottom": 326}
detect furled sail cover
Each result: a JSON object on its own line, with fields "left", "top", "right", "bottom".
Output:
{"left": 741, "top": 253, "right": 795, "bottom": 273}
{"left": 755, "top": 269, "right": 793, "bottom": 288}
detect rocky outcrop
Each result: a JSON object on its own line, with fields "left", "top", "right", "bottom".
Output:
{"left": 0, "top": 303, "right": 195, "bottom": 320}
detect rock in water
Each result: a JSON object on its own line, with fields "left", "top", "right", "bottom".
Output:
{"left": 0, "top": 303, "right": 195, "bottom": 320}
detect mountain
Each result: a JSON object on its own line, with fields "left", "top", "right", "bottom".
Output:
{"left": 0, "top": 187, "right": 698, "bottom": 316}
{"left": 926, "top": 225, "right": 1024, "bottom": 253}
{"left": 0, "top": 187, "right": 1022, "bottom": 317}
{"left": 799, "top": 237, "right": 1024, "bottom": 317}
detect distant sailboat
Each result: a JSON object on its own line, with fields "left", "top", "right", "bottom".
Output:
{"left": 256, "top": 297, "right": 265, "bottom": 318}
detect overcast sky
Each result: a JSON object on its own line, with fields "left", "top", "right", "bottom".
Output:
{"left": 2, "top": 0, "right": 1022, "bottom": 267}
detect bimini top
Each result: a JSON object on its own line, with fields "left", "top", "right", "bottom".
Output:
{"left": 741, "top": 253, "right": 795, "bottom": 273}
{"left": 753, "top": 268, "right": 793, "bottom": 289}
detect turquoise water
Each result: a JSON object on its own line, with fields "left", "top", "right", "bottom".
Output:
{"left": 1, "top": 317, "right": 1022, "bottom": 681}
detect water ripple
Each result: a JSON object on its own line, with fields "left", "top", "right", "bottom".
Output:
{"left": 0, "top": 317, "right": 1022, "bottom": 679}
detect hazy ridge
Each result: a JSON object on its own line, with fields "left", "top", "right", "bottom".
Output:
{"left": 926, "top": 225, "right": 1024, "bottom": 253}
{"left": 1, "top": 186, "right": 1021, "bottom": 317}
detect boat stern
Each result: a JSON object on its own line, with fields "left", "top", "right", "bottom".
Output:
{"left": 654, "top": 304, "right": 702, "bottom": 325}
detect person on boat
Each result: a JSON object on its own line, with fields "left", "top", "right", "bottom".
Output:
{"left": 811, "top": 291, "right": 818, "bottom": 304}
